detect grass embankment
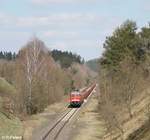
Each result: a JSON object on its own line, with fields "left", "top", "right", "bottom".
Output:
{"left": 23, "top": 95, "right": 68, "bottom": 140}
{"left": 102, "top": 88, "right": 150, "bottom": 140}
{"left": 0, "top": 77, "right": 16, "bottom": 95}
{"left": 72, "top": 91, "right": 105, "bottom": 140}
{"left": 72, "top": 88, "right": 150, "bottom": 140}
{"left": 0, "top": 112, "right": 23, "bottom": 138}
{"left": 0, "top": 77, "right": 23, "bottom": 139}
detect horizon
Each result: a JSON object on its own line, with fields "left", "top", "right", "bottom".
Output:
{"left": 0, "top": 47, "right": 97, "bottom": 62}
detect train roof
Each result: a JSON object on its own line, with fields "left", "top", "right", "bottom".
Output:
{"left": 74, "top": 89, "right": 79, "bottom": 92}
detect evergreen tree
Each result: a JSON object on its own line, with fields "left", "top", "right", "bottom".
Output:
{"left": 101, "top": 20, "right": 139, "bottom": 69}
{"left": 0, "top": 51, "right": 16, "bottom": 60}
{"left": 51, "top": 50, "right": 83, "bottom": 68}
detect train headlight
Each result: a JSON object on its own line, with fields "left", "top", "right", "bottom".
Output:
{"left": 84, "top": 99, "right": 87, "bottom": 103}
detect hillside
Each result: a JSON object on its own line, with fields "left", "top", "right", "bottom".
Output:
{"left": 99, "top": 20, "right": 150, "bottom": 140}
{"left": 0, "top": 77, "right": 23, "bottom": 138}
{"left": 0, "top": 77, "right": 16, "bottom": 96}
{"left": 0, "top": 112, "right": 23, "bottom": 139}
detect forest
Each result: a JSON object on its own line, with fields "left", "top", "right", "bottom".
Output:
{"left": 99, "top": 20, "right": 150, "bottom": 140}
{"left": 0, "top": 38, "right": 94, "bottom": 117}
{"left": 0, "top": 48, "right": 84, "bottom": 67}
{"left": 51, "top": 50, "right": 84, "bottom": 68}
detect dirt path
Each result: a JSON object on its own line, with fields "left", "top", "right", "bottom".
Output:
{"left": 71, "top": 93, "right": 106, "bottom": 140}
{"left": 23, "top": 87, "right": 106, "bottom": 140}
{"left": 23, "top": 96, "right": 69, "bottom": 140}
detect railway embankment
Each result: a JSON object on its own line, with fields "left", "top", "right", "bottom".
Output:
{"left": 23, "top": 96, "right": 69, "bottom": 140}
{"left": 31, "top": 84, "right": 96, "bottom": 140}
{"left": 72, "top": 90, "right": 106, "bottom": 140}
{"left": 23, "top": 84, "right": 96, "bottom": 140}
{"left": 100, "top": 88, "right": 150, "bottom": 140}
{"left": 71, "top": 85, "right": 150, "bottom": 140}
{"left": 0, "top": 77, "right": 24, "bottom": 139}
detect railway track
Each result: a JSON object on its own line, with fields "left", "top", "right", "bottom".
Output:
{"left": 38, "top": 84, "right": 96, "bottom": 140}
{"left": 42, "top": 108, "right": 78, "bottom": 140}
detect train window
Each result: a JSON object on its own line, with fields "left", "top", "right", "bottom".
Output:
{"left": 71, "top": 94, "right": 75, "bottom": 97}
{"left": 71, "top": 91, "right": 80, "bottom": 96}
{"left": 74, "top": 89, "right": 79, "bottom": 92}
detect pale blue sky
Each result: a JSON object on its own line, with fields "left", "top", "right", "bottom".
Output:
{"left": 0, "top": 0, "right": 150, "bottom": 60}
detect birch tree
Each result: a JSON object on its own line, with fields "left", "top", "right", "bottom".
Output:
{"left": 17, "top": 37, "right": 53, "bottom": 114}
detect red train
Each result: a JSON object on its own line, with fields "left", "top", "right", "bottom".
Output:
{"left": 69, "top": 84, "right": 96, "bottom": 107}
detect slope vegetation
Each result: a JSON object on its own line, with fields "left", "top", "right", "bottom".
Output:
{"left": 99, "top": 20, "right": 150, "bottom": 140}
{"left": 0, "top": 77, "right": 23, "bottom": 139}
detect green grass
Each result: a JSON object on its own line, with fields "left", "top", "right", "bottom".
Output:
{"left": 0, "top": 112, "right": 23, "bottom": 138}
{"left": 0, "top": 77, "right": 17, "bottom": 109}
{"left": 0, "top": 77, "right": 16, "bottom": 96}
{"left": 0, "top": 78, "right": 23, "bottom": 138}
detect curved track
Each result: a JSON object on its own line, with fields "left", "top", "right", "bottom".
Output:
{"left": 42, "top": 108, "right": 78, "bottom": 140}
{"left": 40, "top": 84, "right": 96, "bottom": 140}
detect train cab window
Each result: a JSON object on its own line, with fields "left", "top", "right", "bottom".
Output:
{"left": 71, "top": 91, "right": 80, "bottom": 97}
{"left": 74, "top": 89, "right": 79, "bottom": 92}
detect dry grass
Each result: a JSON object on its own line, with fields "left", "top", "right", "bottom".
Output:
{"left": 72, "top": 94, "right": 106, "bottom": 140}
{"left": 0, "top": 112, "right": 23, "bottom": 139}
{"left": 102, "top": 88, "right": 150, "bottom": 140}
{"left": 23, "top": 95, "right": 68, "bottom": 140}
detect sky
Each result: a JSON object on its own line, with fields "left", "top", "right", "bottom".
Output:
{"left": 0, "top": 0, "right": 150, "bottom": 60}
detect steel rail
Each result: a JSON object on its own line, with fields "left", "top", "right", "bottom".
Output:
{"left": 42, "top": 84, "right": 96, "bottom": 140}
{"left": 53, "top": 108, "right": 78, "bottom": 140}
{"left": 42, "top": 108, "right": 73, "bottom": 140}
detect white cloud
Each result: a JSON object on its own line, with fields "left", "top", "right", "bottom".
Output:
{"left": 0, "top": 13, "right": 12, "bottom": 25}
{"left": 0, "top": 13, "right": 108, "bottom": 29}
{"left": 32, "top": 0, "right": 99, "bottom": 5}
{"left": 49, "top": 39, "right": 100, "bottom": 50}
{"left": 0, "top": 31, "right": 31, "bottom": 52}
{"left": 0, "top": 11, "right": 123, "bottom": 59}
{"left": 42, "top": 30, "right": 78, "bottom": 39}
{"left": 50, "top": 42, "right": 69, "bottom": 50}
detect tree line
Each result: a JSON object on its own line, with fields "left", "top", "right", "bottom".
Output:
{"left": 0, "top": 50, "right": 84, "bottom": 69}
{"left": 51, "top": 50, "right": 84, "bottom": 68}
{"left": 0, "top": 37, "right": 94, "bottom": 116}
{"left": 0, "top": 51, "right": 16, "bottom": 60}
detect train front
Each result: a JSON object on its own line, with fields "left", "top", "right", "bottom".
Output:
{"left": 70, "top": 90, "right": 82, "bottom": 107}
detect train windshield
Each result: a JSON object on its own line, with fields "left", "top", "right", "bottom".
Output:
{"left": 71, "top": 92, "right": 80, "bottom": 97}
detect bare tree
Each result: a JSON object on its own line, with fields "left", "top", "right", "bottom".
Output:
{"left": 99, "top": 71, "right": 124, "bottom": 139}
{"left": 15, "top": 37, "right": 70, "bottom": 115}
{"left": 16, "top": 37, "right": 54, "bottom": 114}
{"left": 118, "top": 58, "right": 142, "bottom": 118}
